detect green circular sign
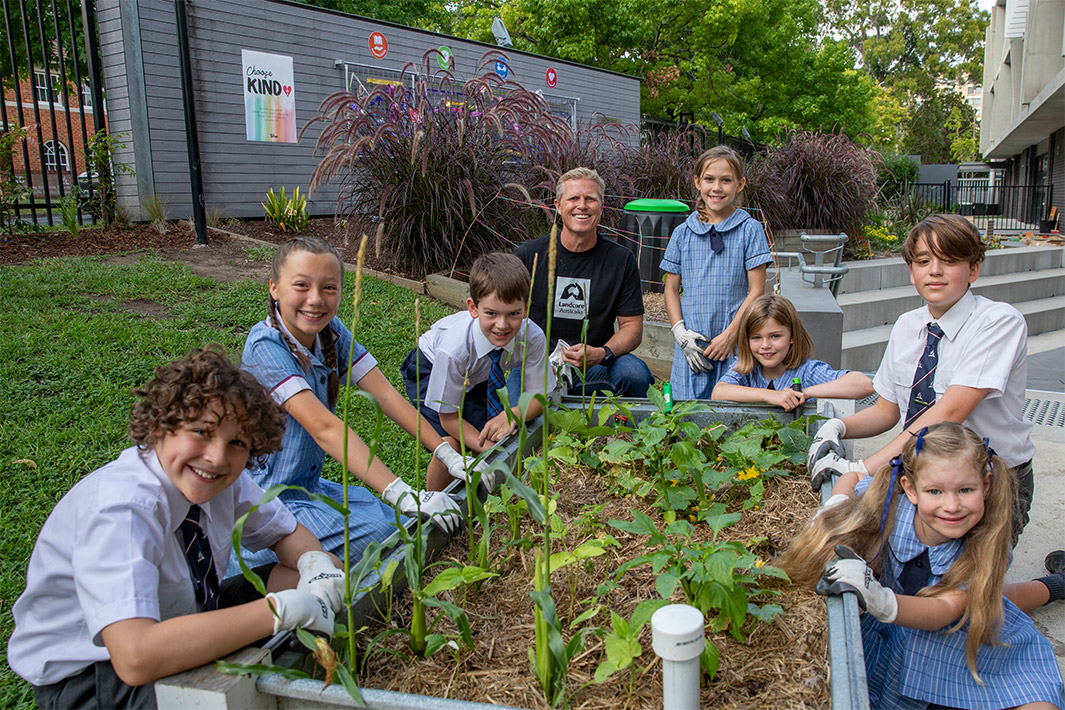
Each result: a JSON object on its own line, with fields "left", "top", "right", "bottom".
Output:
{"left": 437, "top": 46, "right": 452, "bottom": 69}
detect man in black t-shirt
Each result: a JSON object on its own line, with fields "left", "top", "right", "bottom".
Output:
{"left": 513, "top": 167, "right": 653, "bottom": 398}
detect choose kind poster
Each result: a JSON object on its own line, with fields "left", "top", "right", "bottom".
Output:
{"left": 242, "top": 49, "right": 296, "bottom": 142}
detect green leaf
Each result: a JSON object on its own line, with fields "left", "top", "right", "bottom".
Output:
{"left": 421, "top": 565, "right": 497, "bottom": 597}
{"left": 594, "top": 659, "right": 619, "bottom": 683}
{"left": 604, "top": 634, "right": 636, "bottom": 670}
{"left": 215, "top": 661, "right": 310, "bottom": 681}
{"left": 549, "top": 540, "right": 608, "bottom": 571}
{"left": 504, "top": 470, "right": 548, "bottom": 524}
{"left": 570, "top": 604, "right": 602, "bottom": 628}
{"left": 609, "top": 610, "right": 630, "bottom": 637}
{"left": 334, "top": 663, "right": 367, "bottom": 706}
{"left": 423, "top": 634, "right": 449, "bottom": 657}
{"left": 630, "top": 598, "right": 672, "bottom": 631}
{"left": 746, "top": 602, "right": 785, "bottom": 624}
{"left": 700, "top": 642, "right": 720, "bottom": 679}
{"left": 656, "top": 571, "right": 680, "bottom": 599}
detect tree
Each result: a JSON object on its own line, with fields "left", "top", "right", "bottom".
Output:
{"left": 292, "top": 0, "right": 449, "bottom": 30}
{"left": 1, "top": 1, "right": 89, "bottom": 96}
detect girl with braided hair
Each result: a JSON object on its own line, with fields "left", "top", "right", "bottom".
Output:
{"left": 228, "top": 237, "right": 473, "bottom": 576}
{"left": 783, "top": 422, "right": 1063, "bottom": 709}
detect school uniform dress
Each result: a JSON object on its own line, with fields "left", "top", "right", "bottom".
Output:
{"left": 717, "top": 358, "right": 850, "bottom": 395}
{"left": 230, "top": 317, "right": 399, "bottom": 576}
{"left": 853, "top": 480, "right": 1065, "bottom": 709}
{"left": 873, "top": 290, "right": 1036, "bottom": 533}
{"left": 401, "top": 311, "right": 554, "bottom": 437}
{"left": 659, "top": 209, "right": 773, "bottom": 399}
{"left": 8, "top": 447, "right": 295, "bottom": 702}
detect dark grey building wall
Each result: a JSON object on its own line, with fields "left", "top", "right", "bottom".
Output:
{"left": 96, "top": 0, "right": 641, "bottom": 220}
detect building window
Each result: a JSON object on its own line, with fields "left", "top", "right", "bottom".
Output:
{"left": 81, "top": 83, "right": 93, "bottom": 109}
{"left": 33, "top": 72, "right": 61, "bottom": 104}
{"left": 44, "top": 141, "right": 69, "bottom": 171}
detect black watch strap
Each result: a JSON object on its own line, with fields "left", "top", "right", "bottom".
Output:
{"left": 601, "top": 345, "right": 615, "bottom": 366}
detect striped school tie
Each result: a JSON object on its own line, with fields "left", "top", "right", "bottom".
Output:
{"left": 178, "top": 504, "right": 220, "bottom": 611}
{"left": 904, "top": 323, "right": 944, "bottom": 428}
{"left": 486, "top": 348, "right": 506, "bottom": 418}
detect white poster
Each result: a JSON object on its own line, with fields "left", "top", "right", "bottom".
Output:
{"left": 242, "top": 49, "right": 296, "bottom": 143}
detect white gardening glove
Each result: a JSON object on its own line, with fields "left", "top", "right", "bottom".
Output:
{"left": 266, "top": 589, "right": 335, "bottom": 637}
{"left": 809, "top": 453, "right": 868, "bottom": 491}
{"left": 671, "top": 320, "right": 713, "bottom": 373}
{"left": 382, "top": 478, "right": 462, "bottom": 534}
{"left": 296, "top": 550, "right": 345, "bottom": 613}
{"left": 816, "top": 546, "right": 898, "bottom": 623}
{"left": 811, "top": 493, "right": 850, "bottom": 523}
{"left": 433, "top": 442, "right": 499, "bottom": 492}
{"left": 549, "top": 339, "right": 579, "bottom": 387}
{"left": 807, "top": 418, "right": 847, "bottom": 474}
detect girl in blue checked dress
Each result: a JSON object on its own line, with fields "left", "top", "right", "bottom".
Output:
{"left": 228, "top": 238, "right": 473, "bottom": 577}
{"left": 783, "top": 422, "right": 1064, "bottom": 710}
{"left": 662, "top": 145, "right": 774, "bottom": 399}
{"left": 712, "top": 294, "right": 873, "bottom": 411}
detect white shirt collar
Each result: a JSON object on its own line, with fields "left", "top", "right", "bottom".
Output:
{"left": 924, "top": 289, "right": 976, "bottom": 341}
{"left": 274, "top": 313, "right": 323, "bottom": 359}
{"left": 141, "top": 448, "right": 206, "bottom": 533}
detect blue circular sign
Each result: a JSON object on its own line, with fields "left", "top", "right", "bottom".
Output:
{"left": 494, "top": 60, "right": 509, "bottom": 79}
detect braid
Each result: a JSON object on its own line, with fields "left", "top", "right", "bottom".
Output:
{"left": 268, "top": 294, "right": 311, "bottom": 372}
{"left": 320, "top": 322, "right": 340, "bottom": 410}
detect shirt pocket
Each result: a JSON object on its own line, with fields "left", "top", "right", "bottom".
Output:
{"left": 157, "top": 576, "right": 197, "bottom": 620}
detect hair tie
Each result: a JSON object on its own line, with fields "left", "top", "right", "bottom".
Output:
{"left": 982, "top": 437, "right": 995, "bottom": 470}
{"left": 872, "top": 455, "right": 905, "bottom": 563}
{"left": 914, "top": 427, "right": 929, "bottom": 457}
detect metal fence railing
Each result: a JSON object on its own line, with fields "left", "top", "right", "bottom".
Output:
{"left": 880, "top": 182, "right": 1058, "bottom": 233}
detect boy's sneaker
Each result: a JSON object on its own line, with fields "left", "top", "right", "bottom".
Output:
{"left": 1046, "top": 550, "right": 1065, "bottom": 575}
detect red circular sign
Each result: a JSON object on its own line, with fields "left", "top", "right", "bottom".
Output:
{"left": 545, "top": 67, "right": 557, "bottom": 88}
{"left": 368, "top": 32, "right": 388, "bottom": 59}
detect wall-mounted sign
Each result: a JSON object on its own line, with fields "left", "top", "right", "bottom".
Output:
{"left": 241, "top": 49, "right": 296, "bottom": 143}
{"left": 545, "top": 67, "right": 557, "bottom": 88}
{"left": 437, "top": 46, "right": 452, "bottom": 69}
{"left": 494, "top": 59, "right": 509, "bottom": 79}
{"left": 368, "top": 31, "right": 388, "bottom": 59}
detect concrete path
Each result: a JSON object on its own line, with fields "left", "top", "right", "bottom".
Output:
{"left": 1028, "top": 330, "right": 1065, "bottom": 392}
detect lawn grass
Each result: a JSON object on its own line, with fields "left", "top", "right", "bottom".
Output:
{"left": 0, "top": 252, "right": 452, "bottom": 707}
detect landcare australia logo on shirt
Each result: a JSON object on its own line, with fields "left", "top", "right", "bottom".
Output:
{"left": 553, "top": 276, "right": 589, "bottom": 320}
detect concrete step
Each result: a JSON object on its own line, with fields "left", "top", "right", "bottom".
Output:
{"left": 838, "top": 268, "right": 1065, "bottom": 331}
{"left": 841, "top": 297, "right": 1065, "bottom": 372}
{"left": 838, "top": 245, "right": 1065, "bottom": 295}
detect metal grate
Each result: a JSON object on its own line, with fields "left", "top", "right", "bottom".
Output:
{"left": 1023, "top": 398, "right": 1065, "bottom": 428}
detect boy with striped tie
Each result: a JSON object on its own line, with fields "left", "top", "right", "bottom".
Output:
{"left": 402, "top": 252, "right": 554, "bottom": 491}
{"left": 808, "top": 214, "right": 1036, "bottom": 543}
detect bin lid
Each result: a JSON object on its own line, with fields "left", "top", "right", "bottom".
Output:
{"left": 624, "top": 198, "right": 690, "bottom": 213}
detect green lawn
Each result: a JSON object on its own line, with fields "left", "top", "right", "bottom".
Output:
{"left": 0, "top": 252, "right": 452, "bottom": 707}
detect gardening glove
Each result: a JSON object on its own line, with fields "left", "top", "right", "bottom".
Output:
{"left": 382, "top": 478, "right": 462, "bottom": 534}
{"left": 266, "top": 589, "right": 335, "bottom": 637}
{"left": 816, "top": 545, "right": 897, "bottom": 623}
{"left": 812, "top": 493, "right": 851, "bottom": 523}
{"left": 296, "top": 550, "right": 345, "bottom": 613}
{"left": 809, "top": 453, "right": 868, "bottom": 492}
{"left": 807, "top": 418, "right": 847, "bottom": 476}
{"left": 433, "top": 441, "right": 498, "bottom": 492}
{"left": 549, "top": 339, "right": 579, "bottom": 388}
{"left": 671, "top": 320, "right": 713, "bottom": 374}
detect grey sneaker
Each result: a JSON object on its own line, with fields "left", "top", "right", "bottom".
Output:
{"left": 1046, "top": 550, "right": 1065, "bottom": 575}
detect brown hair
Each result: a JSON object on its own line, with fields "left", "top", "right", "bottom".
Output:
{"left": 781, "top": 422, "right": 1014, "bottom": 682}
{"left": 129, "top": 345, "right": 285, "bottom": 465}
{"left": 268, "top": 237, "right": 345, "bottom": 409}
{"left": 733, "top": 295, "right": 813, "bottom": 375}
{"left": 902, "top": 214, "right": 986, "bottom": 267}
{"left": 693, "top": 145, "right": 746, "bottom": 219}
{"left": 555, "top": 167, "right": 605, "bottom": 203}
{"left": 469, "top": 252, "right": 531, "bottom": 306}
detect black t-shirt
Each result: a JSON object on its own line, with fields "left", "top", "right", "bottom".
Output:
{"left": 514, "top": 232, "right": 644, "bottom": 349}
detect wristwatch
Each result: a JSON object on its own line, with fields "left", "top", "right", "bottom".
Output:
{"left": 600, "top": 345, "right": 616, "bottom": 367}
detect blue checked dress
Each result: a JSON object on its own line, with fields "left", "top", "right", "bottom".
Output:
{"left": 659, "top": 209, "right": 773, "bottom": 399}
{"left": 717, "top": 358, "right": 850, "bottom": 396}
{"left": 854, "top": 481, "right": 1065, "bottom": 709}
{"left": 226, "top": 318, "right": 400, "bottom": 577}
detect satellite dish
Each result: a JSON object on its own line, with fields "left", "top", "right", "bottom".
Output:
{"left": 492, "top": 17, "right": 513, "bottom": 47}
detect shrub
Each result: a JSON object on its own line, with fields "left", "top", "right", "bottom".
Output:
{"left": 306, "top": 51, "right": 571, "bottom": 278}
{"left": 745, "top": 130, "right": 879, "bottom": 241}
{"left": 262, "top": 186, "right": 309, "bottom": 233}
{"left": 141, "top": 192, "right": 170, "bottom": 234}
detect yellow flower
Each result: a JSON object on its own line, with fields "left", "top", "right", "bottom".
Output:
{"left": 755, "top": 559, "right": 765, "bottom": 569}
{"left": 738, "top": 466, "right": 760, "bottom": 481}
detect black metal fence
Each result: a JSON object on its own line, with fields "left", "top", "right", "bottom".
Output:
{"left": 1, "top": 0, "right": 106, "bottom": 227}
{"left": 881, "top": 181, "right": 1058, "bottom": 233}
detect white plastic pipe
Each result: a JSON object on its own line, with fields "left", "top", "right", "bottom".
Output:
{"left": 651, "top": 604, "right": 705, "bottom": 709}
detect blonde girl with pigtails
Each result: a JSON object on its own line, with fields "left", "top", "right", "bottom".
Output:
{"left": 227, "top": 237, "right": 480, "bottom": 578}
{"left": 782, "top": 422, "right": 1063, "bottom": 710}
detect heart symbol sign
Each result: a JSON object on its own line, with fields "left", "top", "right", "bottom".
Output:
{"left": 283, "top": 85, "right": 292, "bottom": 96}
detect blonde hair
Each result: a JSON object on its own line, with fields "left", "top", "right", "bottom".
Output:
{"left": 733, "top": 295, "right": 813, "bottom": 375}
{"left": 555, "top": 167, "right": 605, "bottom": 203}
{"left": 781, "top": 422, "right": 1014, "bottom": 683}
{"left": 693, "top": 145, "right": 746, "bottom": 220}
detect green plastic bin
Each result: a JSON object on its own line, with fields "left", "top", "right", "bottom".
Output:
{"left": 621, "top": 198, "right": 690, "bottom": 293}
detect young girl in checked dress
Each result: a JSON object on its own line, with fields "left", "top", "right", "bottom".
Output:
{"left": 661, "top": 145, "right": 773, "bottom": 399}
{"left": 711, "top": 294, "right": 873, "bottom": 411}
{"left": 228, "top": 238, "right": 475, "bottom": 577}
{"left": 783, "top": 422, "right": 1064, "bottom": 710}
